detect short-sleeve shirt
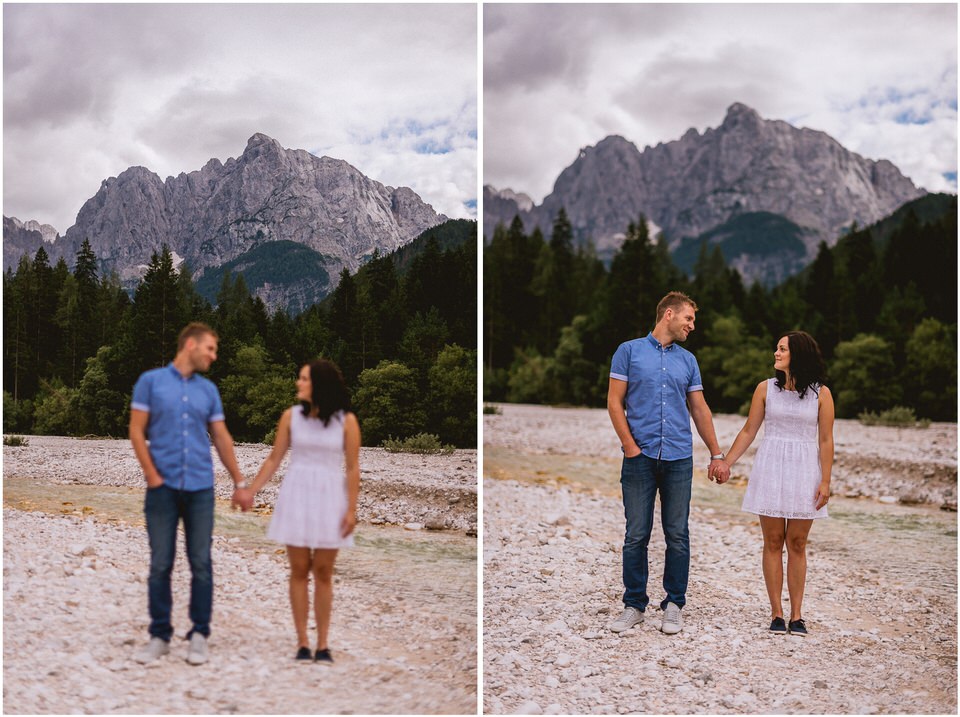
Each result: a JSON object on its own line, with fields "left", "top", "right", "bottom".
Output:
{"left": 610, "top": 333, "right": 704, "bottom": 460}
{"left": 131, "top": 363, "right": 225, "bottom": 491}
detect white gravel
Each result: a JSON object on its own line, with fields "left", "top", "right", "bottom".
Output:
{"left": 3, "top": 436, "right": 477, "bottom": 532}
{"left": 482, "top": 404, "right": 957, "bottom": 715}
{"left": 484, "top": 403, "right": 958, "bottom": 508}
{"left": 3, "top": 437, "right": 478, "bottom": 715}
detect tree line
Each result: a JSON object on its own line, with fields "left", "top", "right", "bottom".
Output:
{"left": 4, "top": 220, "right": 478, "bottom": 446}
{"left": 484, "top": 199, "right": 957, "bottom": 421}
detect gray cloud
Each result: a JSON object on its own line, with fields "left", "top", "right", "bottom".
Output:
{"left": 4, "top": 3, "right": 477, "bottom": 232}
{"left": 484, "top": 3, "right": 957, "bottom": 202}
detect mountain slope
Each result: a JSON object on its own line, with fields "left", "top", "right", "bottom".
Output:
{"left": 485, "top": 103, "right": 925, "bottom": 284}
{"left": 7, "top": 133, "right": 446, "bottom": 307}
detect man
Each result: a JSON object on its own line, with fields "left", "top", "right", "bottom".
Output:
{"left": 129, "top": 323, "right": 248, "bottom": 665}
{"left": 606, "top": 291, "right": 729, "bottom": 635}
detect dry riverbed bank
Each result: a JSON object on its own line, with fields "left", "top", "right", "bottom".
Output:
{"left": 483, "top": 404, "right": 957, "bottom": 715}
{"left": 3, "top": 437, "right": 477, "bottom": 715}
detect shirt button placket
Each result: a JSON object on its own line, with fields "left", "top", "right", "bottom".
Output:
{"left": 181, "top": 383, "right": 188, "bottom": 489}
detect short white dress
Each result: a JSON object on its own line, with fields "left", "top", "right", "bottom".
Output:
{"left": 741, "top": 379, "right": 828, "bottom": 519}
{"left": 267, "top": 408, "right": 355, "bottom": 548}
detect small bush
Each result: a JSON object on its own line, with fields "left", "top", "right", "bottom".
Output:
{"left": 858, "top": 406, "right": 931, "bottom": 428}
{"left": 3, "top": 435, "right": 29, "bottom": 447}
{"left": 382, "top": 433, "right": 455, "bottom": 455}
{"left": 483, "top": 404, "right": 502, "bottom": 415}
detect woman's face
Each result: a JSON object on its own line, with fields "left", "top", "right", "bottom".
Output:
{"left": 774, "top": 336, "right": 791, "bottom": 372}
{"left": 296, "top": 365, "right": 312, "bottom": 402}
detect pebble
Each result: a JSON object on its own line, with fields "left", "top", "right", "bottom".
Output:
{"left": 482, "top": 405, "right": 957, "bottom": 716}
{"left": 3, "top": 436, "right": 478, "bottom": 716}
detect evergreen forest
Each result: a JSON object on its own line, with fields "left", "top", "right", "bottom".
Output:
{"left": 484, "top": 196, "right": 957, "bottom": 421}
{"left": 4, "top": 220, "right": 478, "bottom": 447}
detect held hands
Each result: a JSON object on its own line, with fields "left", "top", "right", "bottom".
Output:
{"left": 231, "top": 486, "right": 255, "bottom": 512}
{"left": 708, "top": 459, "right": 731, "bottom": 484}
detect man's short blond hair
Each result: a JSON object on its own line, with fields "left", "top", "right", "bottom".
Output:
{"left": 177, "top": 322, "right": 218, "bottom": 351}
{"left": 656, "top": 291, "right": 698, "bottom": 323}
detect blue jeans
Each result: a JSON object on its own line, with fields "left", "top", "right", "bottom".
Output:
{"left": 620, "top": 454, "right": 693, "bottom": 611}
{"left": 144, "top": 485, "right": 215, "bottom": 641}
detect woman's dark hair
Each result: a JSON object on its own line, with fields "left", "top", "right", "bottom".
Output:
{"left": 775, "top": 331, "right": 827, "bottom": 400}
{"left": 300, "top": 359, "right": 351, "bottom": 425}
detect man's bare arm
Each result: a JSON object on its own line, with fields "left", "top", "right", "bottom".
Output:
{"left": 607, "top": 378, "right": 641, "bottom": 457}
{"left": 129, "top": 409, "right": 164, "bottom": 488}
{"left": 208, "top": 420, "right": 246, "bottom": 487}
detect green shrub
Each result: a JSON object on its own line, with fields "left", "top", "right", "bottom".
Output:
{"left": 483, "top": 404, "right": 502, "bottom": 415}
{"left": 858, "top": 406, "right": 931, "bottom": 428}
{"left": 3, "top": 435, "right": 29, "bottom": 447}
{"left": 381, "top": 433, "right": 455, "bottom": 455}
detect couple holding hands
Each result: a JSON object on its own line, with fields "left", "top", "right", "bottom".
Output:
{"left": 607, "top": 292, "right": 833, "bottom": 637}
{"left": 130, "top": 323, "right": 359, "bottom": 666}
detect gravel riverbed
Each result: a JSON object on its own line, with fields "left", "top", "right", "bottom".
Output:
{"left": 482, "top": 404, "right": 957, "bottom": 715}
{"left": 3, "top": 437, "right": 478, "bottom": 715}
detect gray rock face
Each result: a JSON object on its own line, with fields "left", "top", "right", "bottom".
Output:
{"left": 485, "top": 103, "right": 924, "bottom": 281}
{"left": 11, "top": 133, "right": 445, "bottom": 303}
{"left": 3, "top": 216, "right": 59, "bottom": 271}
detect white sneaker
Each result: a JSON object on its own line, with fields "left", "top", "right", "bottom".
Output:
{"left": 660, "top": 602, "right": 683, "bottom": 635}
{"left": 609, "top": 606, "right": 644, "bottom": 633}
{"left": 134, "top": 637, "right": 170, "bottom": 664}
{"left": 186, "top": 633, "right": 208, "bottom": 665}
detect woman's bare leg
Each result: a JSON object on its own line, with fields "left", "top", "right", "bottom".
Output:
{"left": 287, "top": 546, "right": 312, "bottom": 648}
{"left": 759, "top": 516, "right": 786, "bottom": 619}
{"left": 785, "top": 519, "right": 814, "bottom": 621}
{"left": 311, "top": 549, "right": 338, "bottom": 650}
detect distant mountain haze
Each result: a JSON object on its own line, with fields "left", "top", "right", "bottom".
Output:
{"left": 4, "top": 133, "right": 446, "bottom": 310}
{"left": 485, "top": 103, "right": 925, "bottom": 285}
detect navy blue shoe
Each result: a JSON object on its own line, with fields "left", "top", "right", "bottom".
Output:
{"left": 788, "top": 619, "right": 808, "bottom": 636}
{"left": 295, "top": 646, "right": 312, "bottom": 660}
{"left": 315, "top": 648, "right": 334, "bottom": 664}
{"left": 769, "top": 617, "right": 787, "bottom": 634}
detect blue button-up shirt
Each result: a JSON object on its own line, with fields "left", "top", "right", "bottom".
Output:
{"left": 131, "top": 363, "right": 225, "bottom": 491}
{"left": 610, "top": 333, "right": 704, "bottom": 460}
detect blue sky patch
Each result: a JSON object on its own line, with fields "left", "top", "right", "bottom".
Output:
{"left": 414, "top": 139, "right": 454, "bottom": 155}
{"left": 943, "top": 171, "right": 957, "bottom": 186}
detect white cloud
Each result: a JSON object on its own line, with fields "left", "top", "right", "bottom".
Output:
{"left": 4, "top": 3, "right": 477, "bottom": 232}
{"left": 484, "top": 3, "right": 957, "bottom": 203}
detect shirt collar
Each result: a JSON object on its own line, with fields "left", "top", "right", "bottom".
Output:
{"left": 167, "top": 362, "right": 195, "bottom": 380}
{"left": 645, "top": 332, "right": 675, "bottom": 351}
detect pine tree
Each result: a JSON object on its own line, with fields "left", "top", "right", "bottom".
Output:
{"left": 129, "top": 246, "right": 185, "bottom": 369}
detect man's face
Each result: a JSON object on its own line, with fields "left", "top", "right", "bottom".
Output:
{"left": 666, "top": 304, "right": 696, "bottom": 342}
{"left": 188, "top": 334, "right": 218, "bottom": 372}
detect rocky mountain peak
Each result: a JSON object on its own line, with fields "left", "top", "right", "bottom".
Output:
{"left": 484, "top": 103, "right": 925, "bottom": 285}
{"left": 7, "top": 134, "right": 445, "bottom": 310}
{"left": 245, "top": 132, "right": 281, "bottom": 151}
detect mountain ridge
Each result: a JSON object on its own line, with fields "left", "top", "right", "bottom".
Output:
{"left": 4, "top": 133, "right": 447, "bottom": 311}
{"left": 485, "top": 102, "right": 926, "bottom": 284}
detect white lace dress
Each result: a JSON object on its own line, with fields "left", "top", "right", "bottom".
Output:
{"left": 742, "top": 379, "right": 828, "bottom": 519}
{"left": 267, "top": 408, "right": 354, "bottom": 548}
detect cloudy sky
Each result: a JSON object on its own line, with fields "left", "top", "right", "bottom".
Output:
{"left": 485, "top": 3, "right": 957, "bottom": 203}
{"left": 4, "top": 3, "right": 477, "bottom": 233}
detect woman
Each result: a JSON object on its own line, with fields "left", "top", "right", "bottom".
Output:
{"left": 718, "top": 331, "right": 833, "bottom": 636}
{"left": 244, "top": 359, "right": 360, "bottom": 662}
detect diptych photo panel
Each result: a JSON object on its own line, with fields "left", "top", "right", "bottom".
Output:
{"left": 481, "top": 2, "right": 957, "bottom": 716}
{"left": 4, "top": 3, "right": 478, "bottom": 715}
{"left": 3, "top": 2, "right": 958, "bottom": 717}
